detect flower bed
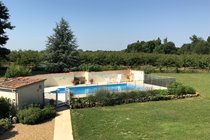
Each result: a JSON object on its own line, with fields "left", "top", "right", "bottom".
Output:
{"left": 70, "top": 82, "right": 199, "bottom": 109}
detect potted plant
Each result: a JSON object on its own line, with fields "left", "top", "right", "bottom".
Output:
{"left": 89, "top": 78, "right": 94, "bottom": 84}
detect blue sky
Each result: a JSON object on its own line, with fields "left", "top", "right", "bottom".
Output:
{"left": 2, "top": 0, "right": 210, "bottom": 51}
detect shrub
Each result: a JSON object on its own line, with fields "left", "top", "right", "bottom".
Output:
{"left": 184, "top": 86, "right": 196, "bottom": 94}
{"left": 168, "top": 82, "right": 196, "bottom": 95}
{"left": 71, "top": 83, "right": 197, "bottom": 109}
{"left": 40, "top": 106, "right": 56, "bottom": 121}
{"left": 95, "top": 89, "right": 112, "bottom": 106}
{"left": 0, "top": 97, "right": 15, "bottom": 118}
{"left": 0, "top": 119, "right": 11, "bottom": 134}
{"left": 152, "top": 90, "right": 168, "bottom": 96}
{"left": 17, "top": 105, "right": 56, "bottom": 125}
{"left": 167, "top": 82, "right": 185, "bottom": 95}
{"left": 0, "top": 119, "right": 10, "bottom": 130}
{"left": 17, "top": 107, "right": 41, "bottom": 124}
{"left": 5, "top": 64, "right": 31, "bottom": 78}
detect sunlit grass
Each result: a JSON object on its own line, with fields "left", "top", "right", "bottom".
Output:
{"left": 71, "top": 73, "right": 210, "bottom": 140}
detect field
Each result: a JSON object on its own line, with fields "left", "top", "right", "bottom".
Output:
{"left": 71, "top": 73, "right": 210, "bottom": 140}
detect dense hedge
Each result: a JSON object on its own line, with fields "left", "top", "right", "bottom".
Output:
{"left": 70, "top": 82, "right": 197, "bottom": 109}
{"left": 17, "top": 105, "right": 56, "bottom": 125}
{"left": 2, "top": 50, "right": 210, "bottom": 74}
{"left": 0, "top": 97, "right": 15, "bottom": 118}
{"left": 79, "top": 52, "right": 210, "bottom": 72}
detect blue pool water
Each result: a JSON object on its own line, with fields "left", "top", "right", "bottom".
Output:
{"left": 53, "top": 83, "right": 144, "bottom": 95}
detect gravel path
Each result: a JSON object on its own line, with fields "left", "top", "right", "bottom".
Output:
{"left": 0, "top": 119, "right": 55, "bottom": 140}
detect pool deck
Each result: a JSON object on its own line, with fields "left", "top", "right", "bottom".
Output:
{"left": 53, "top": 107, "right": 73, "bottom": 140}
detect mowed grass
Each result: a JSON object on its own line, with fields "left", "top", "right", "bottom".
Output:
{"left": 71, "top": 73, "right": 210, "bottom": 140}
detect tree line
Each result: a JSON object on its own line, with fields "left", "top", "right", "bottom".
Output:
{"left": 4, "top": 51, "right": 210, "bottom": 72}
{"left": 125, "top": 35, "right": 210, "bottom": 54}
{"left": 1, "top": 0, "right": 210, "bottom": 77}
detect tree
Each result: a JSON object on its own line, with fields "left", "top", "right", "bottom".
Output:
{"left": 0, "top": 1, "right": 14, "bottom": 59}
{"left": 179, "top": 43, "right": 192, "bottom": 54}
{"left": 9, "top": 50, "right": 44, "bottom": 69}
{"left": 154, "top": 41, "right": 176, "bottom": 54}
{"left": 44, "top": 18, "right": 80, "bottom": 72}
{"left": 190, "top": 35, "right": 203, "bottom": 45}
{"left": 125, "top": 38, "right": 162, "bottom": 53}
{"left": 207, "top": 36, "right": 210, "bottom": 44}
{"left": 193, "top": 41, "right": 209, "bottom": 54}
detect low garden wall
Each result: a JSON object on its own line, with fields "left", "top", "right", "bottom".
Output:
{"left": 32, "top": 70, "right": 144, "bottom": 87}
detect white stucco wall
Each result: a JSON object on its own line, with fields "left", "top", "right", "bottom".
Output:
{"left": 17, "top": 81, "right": 44, "bottom": 108}
{"left": 88, "top": 70, "right": 131, "bottom": 84}
{"left": 32, "top": 70, "right": 144, "bottom": 87}
{"left": 130, "top": 70, "right": 144, "bottom": 81}
{"left": 32, "top": 72, "right": 85, "bottom": 87}
{"left": 0, "top": 90, "right": 16, "bottom": 101}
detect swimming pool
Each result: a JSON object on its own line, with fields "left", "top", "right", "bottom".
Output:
{"left": 53, "top": 83, "right": 145, "bottom": 95}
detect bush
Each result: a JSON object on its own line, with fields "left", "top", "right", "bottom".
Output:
{"left": 70, "top": 83, "right": 197, "bottom": 109}
{"left": 0, "top": 118, "right": 11, "bottom": 134}
{"left": 95, "top": 89, "right": 113, "bottom": 106}
{"left": 17, "top": 107, "right": 41, "bottom": 124}
{"left": 152, "top": 90, "right": 168, "bottom": 96}
{"left": 168, "top": 82, "right": 196, "bottom": 95}
{"left": 5, "top": 64, "right": 31, "bottom": 78}
{"left": 40, "top": 106, "right": 56, "bottom": 121}
{"left": 167, "top": 82, "right": 185, "bottom": 95}
{"left": 17, "top": 105, "right": 56, "bottom": 125}
{"left": 0, "top": 97, "right": 15, "bottom": 118}
{"left": 184, "top": 86, "right": 196, "bottom": 94}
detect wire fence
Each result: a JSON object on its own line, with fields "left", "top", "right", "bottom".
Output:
{"left": 144, "top": 74, "right": 176, "bottom": 87}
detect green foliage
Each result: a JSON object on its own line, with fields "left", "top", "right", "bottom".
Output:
{"left": 8, "top": 50, "right": 44, "bottom": 69}
{"left": 40, "top": 105, "right": 56, "bottom": 121}
{"left": 125, "top": 38, "right": 163, "bottom": 53}
{"left": 78, "top": 64, "right": 103, "bottom": 72}
{"left": 80, "top": 51, "right": 210, "bottom": 71}
{"left": 139, "top": 65, "right": 156, "bottom": 74}
{"left": 125, "top": 35, "right": 210, "bottom": 55}
{"left": 71, "top": 85, "right": 196, "bottom": 109}
{"left": 184, "top": 86, "right": 196, "bottom": 94}
{"left": 168, "top": 82, "right": 185, "bottom": 95}
{"left": 152, "top": 89, "right": 168, "bottom": 96}
{"left": 17, "top": 107, "right": 41, "bottom": 124}
{"left": 44, "top": 18, "right": 80, "bottom": 72}
{"left": 167, "top": 82, "right": 196, "bottom": 95}
{"left": 94, "top": 89, "right": 113, "bottom": 106}
{"left": 5, "top": 64, "right": 31, "bottom": 78}
{"left": 0, "top": 119, "right": 11, "bottom": 134}
{"left": 0, "top": 97, "right": 15, "bottom": 118}
{"left": 17, "top": 105, "right": 56, "bottom": 124}
{"left": 0, "top": 1, "right": 14, "bottom": 59}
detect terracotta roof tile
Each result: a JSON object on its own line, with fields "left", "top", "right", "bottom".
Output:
{"left": 0, "top": 77, "right": 46, "bottom": 89}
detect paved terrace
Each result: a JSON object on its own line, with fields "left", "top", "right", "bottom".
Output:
{"left": 53, "top": 107, "right": 73, "bottom": 140}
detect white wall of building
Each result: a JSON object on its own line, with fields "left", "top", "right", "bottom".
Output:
{"left": 17, "top": 82, "right": 44, "bottom": 108}
{"left": 0, "top": 90, "right": 16, "bottom": 101}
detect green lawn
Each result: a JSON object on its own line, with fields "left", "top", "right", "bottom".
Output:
{"left": 71, "top": 73, "right": 210, "bottom": 140}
